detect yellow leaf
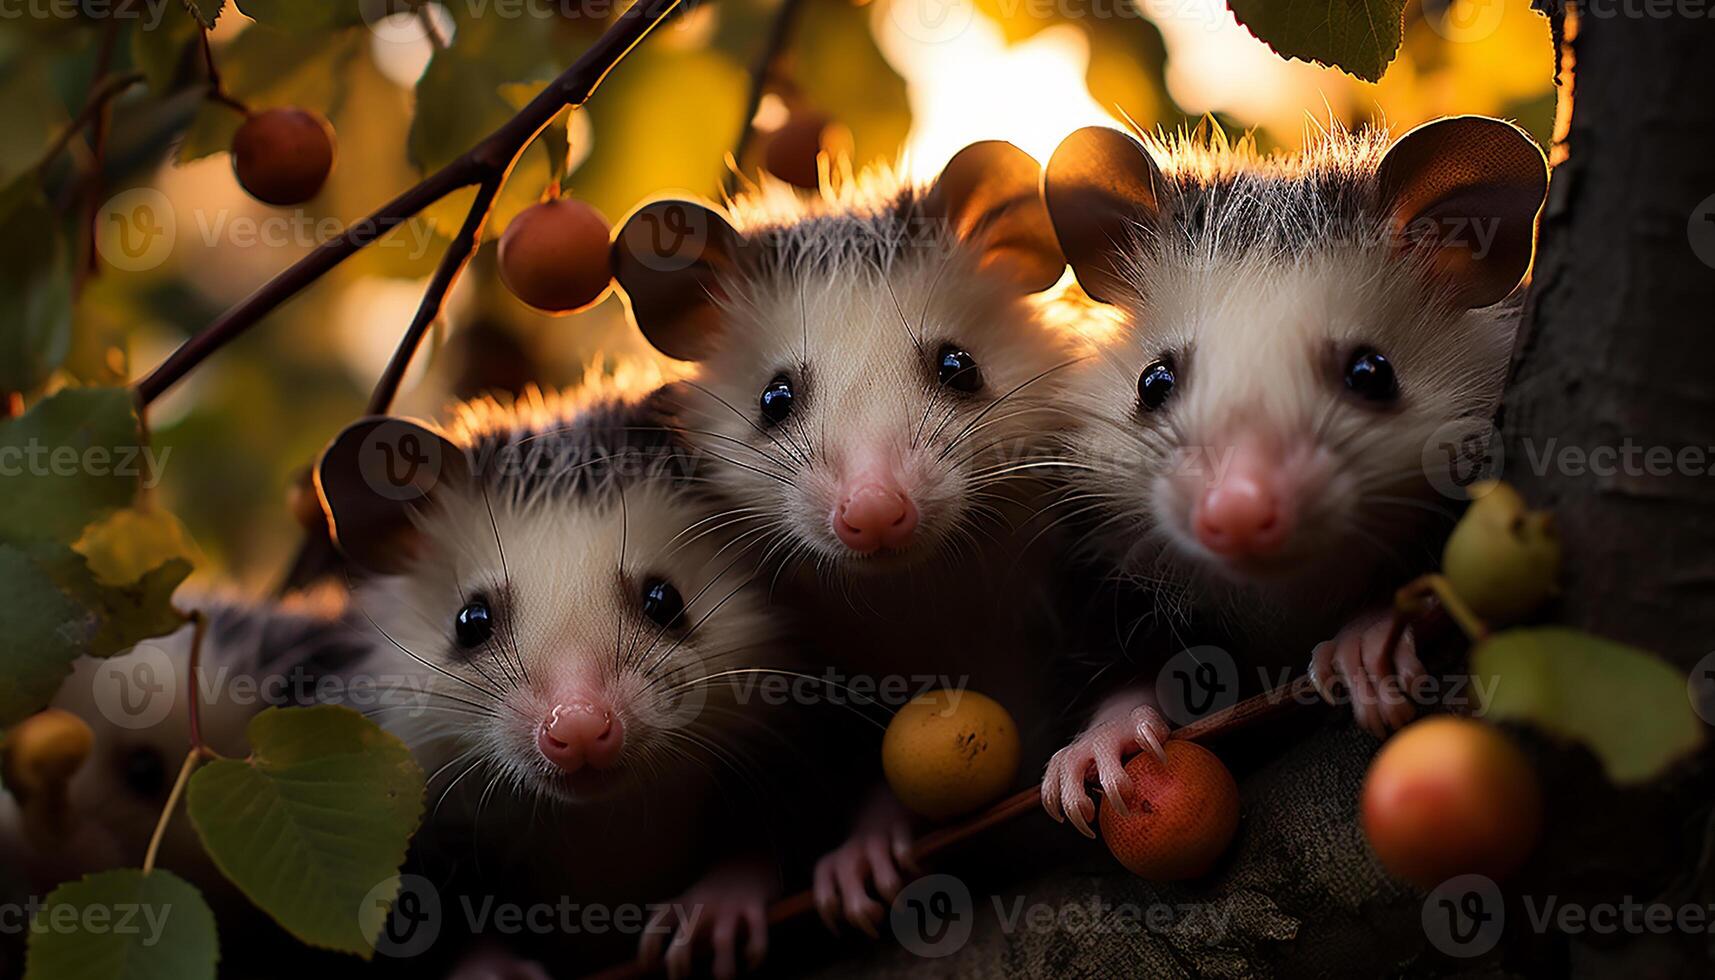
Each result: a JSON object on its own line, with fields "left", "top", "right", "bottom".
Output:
{"left": 72, "top": 507, "right": 201, "bottom": 587}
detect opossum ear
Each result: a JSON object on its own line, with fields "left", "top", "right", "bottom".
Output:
{"left": 611, "top": 199, "right": 746, "bottom": 361}
{"left": 1043, "top": 126, "right": 1164, "bottom": 305}
{"left": 315, "top": 418, "right": 470, "bottom": 574}
{"left": 1378, "top": 116, "right": 1549, "bottom": 309}
{"left": 924, "top": 140, "right": 1065, "bottom": 293}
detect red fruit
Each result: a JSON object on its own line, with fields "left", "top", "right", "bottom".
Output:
{"left": 231, "top": 108, "right": 336, "bottom": 206}
{"left": 497, "top": 198, "right": 613, "bottom": 314}
{"left": 1097, "top": 741, "right": 1241, "bottom": 880}
{"left": 1361, "top": 715, "right": 1541, "bottom": 888}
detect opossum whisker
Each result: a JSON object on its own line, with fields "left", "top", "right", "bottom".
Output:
{"left": 680, "top": 379, "right": 810, "bottom": 469}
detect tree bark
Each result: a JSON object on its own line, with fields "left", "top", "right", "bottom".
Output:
{"left": 1505, "top": 3, "right": 1715, "bottom": 661}
{"left": 1502, "top": 2, "right": 1715, "bottom": 972}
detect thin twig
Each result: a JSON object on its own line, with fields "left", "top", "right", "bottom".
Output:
{"left": 368, "top": 176, "right": 502, "bottom": 414}
{"left": 35, "top": 72, "right": 144, "bottom": 174}
{"left": 722, "top": 0, "right": 812, "bottom": 197}
{"left": 185, "top": 608, "right": 210, "bottom": 753}
{"left": 201, "top": 29, "right": 249, "bottom": 115}
{"left": 580, "top": 672, "right": 1326, "bottom": 980}
{"left": 135, "top": 0, "right": 685, "bottom": 406}
{"left": 140, "top": 749, "right": 201, "bottom": 875}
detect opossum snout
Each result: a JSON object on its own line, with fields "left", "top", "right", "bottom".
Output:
{"left": 1194, "top": 475, "right": 1288, "bottom": 558}
{"left": 832, "top": 478, "right": 919, "bottom": 554}
{"left": 535, "top": 698, "right": 624, "bottom": 773}
{"left": 1187, "top": 441, "right": 1295, "bottom": 560}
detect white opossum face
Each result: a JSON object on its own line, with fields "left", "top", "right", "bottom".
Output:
{"left": 319, "top": 412, "right": 780, "bottom": 807}
{"left": 676, "top": 249, "right": 1076, "bottom": 572}
{"left": 1043, "top": 119, "right": 1548, "bottom": 609}
{"left": 613, "top": 143, "right": 1078, "bottom": 575}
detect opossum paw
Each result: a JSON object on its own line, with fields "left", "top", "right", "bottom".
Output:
{"left": 812, "top": 792, "right": 917, "bottom": 938}
{"left": 639, "top": 857, "right": 773, "bottom": 980}
{"left": 1041, "top": 704, "right": 1169, "bottom": 839}
{"left": 1309, "top": 608, "right": 1427, "bottom": 739}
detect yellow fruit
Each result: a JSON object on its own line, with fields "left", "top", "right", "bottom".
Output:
{"left": 2, "top": 708, "right": 95, "bottom": 805}
{"left": 1443, "top": 480, "right": 1560, "bottom": 624}
{"left": 882, "top": 689, "right": 1020, "bottom": 821}
{"left": 1097, "top": 741, "right": 1240, "bottom": 880}
{"left": 1361, "top": 715, "right": 1541, "bottom": 888}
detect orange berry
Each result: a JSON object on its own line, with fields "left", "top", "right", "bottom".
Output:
{"left": 1098, "top": 741, "right": 1240, "bottom": 880}
{"left": 498, "top": 198, "right": 613, "bottom": 315}
{"left": 1361, "top": 715, "right": 1541, "bottom": 887}
{"left": 232, "top": 108, "right": 336, "bottom": 206}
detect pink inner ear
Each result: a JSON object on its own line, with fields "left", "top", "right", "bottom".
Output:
{"left": 1391, "top": 184, "right": 1539, "bottom": 309}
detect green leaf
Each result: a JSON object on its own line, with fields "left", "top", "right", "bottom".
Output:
{"left": 180, "top": 0, "right": 226, "bottom": 30}
{"left": 1226, "top": 0, "right": 1408, "bottom": 82}
{"left": 0, "top": 180, "right": 73, "bottom": 395}
{"left": 187, "top": 706, "right": 425, "bottom": 956}
{"left": 1474, "top": 627, "right": 1705, "bottom": 784}
{"left": 131, "top": 5, "right": 199, "bottom": 95}
{"left": 412, "top": 50, "right": 555, "bottom": 239}
{"left": 0, "top": 387, "right": 142, "bottom": 544}
{"left": 0, "top": 544, "right": 97, "bottom": 728}
{"left": 49, "top": 553, "right": 192, "bottom": 659}
{"left": 24, "top": 869, "right": 218, "bottom": 980}
{"left": 234, "top": 0, "right": 367, "bottom": 32}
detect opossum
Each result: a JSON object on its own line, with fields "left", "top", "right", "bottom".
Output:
{"left": 0, "top": 592, "right": 370, "bottom": 973}
{"left": 1034, "top": 117, "right": 1549, "bottom": 833}
{"left": 317, "top": 382, "right": 816, "bottom": 975}
{"left": 610, "top": 141, "right": 1083, "bottom": 936}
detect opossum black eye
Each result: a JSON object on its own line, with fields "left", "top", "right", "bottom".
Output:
{"left": 937, "top": 346, "right": 983, "bottom": 393}
{"left": 1344, "top": 348, "right": 1398, "bottom": 403}
{"left": 760, "top": 375, "right": 795, "bottom": 424}
{"left": 455, "top": 597, "right": 494, "bottom": 648}
{"left": 1138, "top": 359, "right": 1176, "bottom": 412}
{"left": 119, "top": 745, "right": 167, "bottom": 800}
{"left": 641, "top": 578, "right": 685, "bottom": 628}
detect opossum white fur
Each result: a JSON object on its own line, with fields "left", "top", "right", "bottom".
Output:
{"left": 320, "top": 382, "right": 806, "bottom": 904}
{"left": 615, "top": 150, "right": 1088, "bottom": 596}
{"left": 1047, "top": 121, "right": 1544, "bottom": 651}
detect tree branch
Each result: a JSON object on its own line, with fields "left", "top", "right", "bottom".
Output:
{"left": 134, "top": 0, "right": 685, "bottom": 407}
{"left": 580, "top": 673, "right": 1328, "bottom": 980}
{"left": 367, "top": 176, "right": 502, "bottom": 415}
{"left": 723, "top": 0, "right": 812, "bottom": 196}
{"left": 35, "top": 71, "right": 144, "bottom": 174}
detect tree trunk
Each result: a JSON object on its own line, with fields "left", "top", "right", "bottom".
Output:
{"left": 1501, "top": 2, "right": 1715, "bottom": 972}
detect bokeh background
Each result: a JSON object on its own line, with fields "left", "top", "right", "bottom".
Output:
{"left": 3, "top": 0, "right": 1553, "bottom": 588}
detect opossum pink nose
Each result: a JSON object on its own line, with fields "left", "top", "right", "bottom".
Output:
{"left": 1194, "top": 473, "right": 1290, "bottom": 558}
{"left": 834, "top": 484, "right": 919, "bottom": 553}
{"left": 536, "top": 700, "right": 623, "bottom": 773}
